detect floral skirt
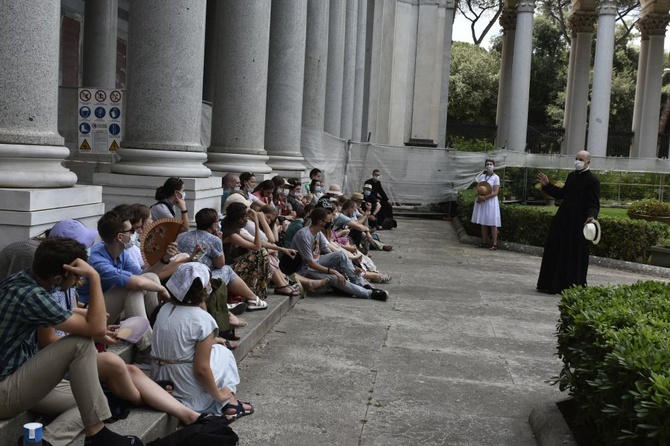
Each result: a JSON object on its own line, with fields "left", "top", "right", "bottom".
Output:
{"left": 231, "top": 248, "right": 271, "bottom": 300}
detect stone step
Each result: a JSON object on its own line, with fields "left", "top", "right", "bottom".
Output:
{"left": 0, "top": 292, "right": 300, "bottom": 445}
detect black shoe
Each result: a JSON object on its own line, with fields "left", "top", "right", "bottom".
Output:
{"left": 363, "top": 284, "right": 375, "bottom": 290}
{"left": 370, "top": 289, "right": 388, "bottom": 301}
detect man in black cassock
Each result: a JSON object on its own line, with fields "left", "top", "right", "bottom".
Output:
{"left": 364, "top": 169, "right": 396, "bottom": 229}
{"left": 536, "top": 150, "right": 600, "bottom": 294}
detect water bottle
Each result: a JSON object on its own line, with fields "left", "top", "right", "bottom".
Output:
{"left": 23, "top": 422, "right": 43, "bottom": 445}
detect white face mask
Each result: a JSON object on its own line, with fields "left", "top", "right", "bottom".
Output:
{"left": 233, "top": 186, "right": 241, "bottom": 191}
{"left": 574, "top": 160, "right": 585, "bottom": 171}
{"left": 123, "top": 232, "right": 138, "bottom": 250}
{"left": 179, "top": 191, "right": 186, "bottom": 200}
{"left": 486, "top": 165, "right": 494, "bottom": 172}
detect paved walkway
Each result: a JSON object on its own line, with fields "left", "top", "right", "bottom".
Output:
{"left": 231, "top": 217, "right": 654, "bottom": 445}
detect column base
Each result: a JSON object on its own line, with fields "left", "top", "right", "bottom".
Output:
{"left": 64, "top": 149, "right": 120, "bottom": 185}
{"left": 0, "top": 143, "right": 78, "bottom": 188}
{"left": 94, "top": 173, "right": 224, "bottom": 216}
{"left": 0, "top": 185, "right": 104, "bottom": 250}
{"left": 266, "top": 153, "right": 306, "bottom": 172}
{"left": 110, "top": 148, "right": 212, "bottom": 178}
{"left": 206, "top": 152, "right": 272, "bottom": 175}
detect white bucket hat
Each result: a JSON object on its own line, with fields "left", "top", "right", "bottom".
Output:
{"left": 583, "top": 219, "right": 601, "bottom": 245}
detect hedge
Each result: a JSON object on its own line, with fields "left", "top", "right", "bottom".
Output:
{"left": 556, "top": 282, "right": 670, "bottom": 444}
{"left": 457, "top": 190, "right": 670, "bottom": 263}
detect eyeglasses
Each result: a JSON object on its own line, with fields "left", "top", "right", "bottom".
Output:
{"left": 118, "top": 228, "right": 135, "bottom": 235}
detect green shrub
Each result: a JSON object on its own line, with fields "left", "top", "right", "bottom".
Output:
{"left": 556, "top": 282, "right": 670, "bottom": 444}
{"left": 457, "top": 190, "right": 670, "bottom": 262}
{"left": 627, "top": 199, "right": 670, "bottom": 218}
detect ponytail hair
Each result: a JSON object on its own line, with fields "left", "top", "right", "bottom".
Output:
{"left": 155, "top": 177, "right": 183, "bottom": 200}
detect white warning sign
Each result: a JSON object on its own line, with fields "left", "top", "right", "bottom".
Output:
{"left": 78, "top": 88, "right": 123, "bottom": 153}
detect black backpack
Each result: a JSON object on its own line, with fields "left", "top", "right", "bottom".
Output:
{"left": 148, "top": 416, "right": 238, "bottom": 446}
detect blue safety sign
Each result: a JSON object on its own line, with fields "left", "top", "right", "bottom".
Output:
{"left": 109, "top": 124, "right": 121, "bottom": 136}
{"left": 94, "top": 107, "right": 106, "bottom": 119}
{"left": 79, "top": 106, "right": 91, "bottom": 119}
{"left": 109, "top": 107, "right": 121, "bottom": 119}
{"left": 79, "top": 122, "right": 91, "bottom": 134}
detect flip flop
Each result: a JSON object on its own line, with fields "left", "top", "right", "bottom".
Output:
{"left": 224, "top": 400, "right": 255, "bottom": 421}
{"left": 246, "top": 297, "right": 268, "bottom": 311}
{"left": 274, "top": 284, "right": 301, "bottom": 297}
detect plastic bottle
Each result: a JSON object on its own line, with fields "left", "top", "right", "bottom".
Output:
{"left": 23, "top": 422, "right": 43, "bottom": 445}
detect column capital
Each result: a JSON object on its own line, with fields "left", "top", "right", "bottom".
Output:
{"left": 568, "top": 11, "right": 598, "bottom": 36}
{"left": 516, "top": 0, "right": 535, "bottom": 14}
{"left": 637, "top": 13, "right": 670, "bottom": 38}
{"left": 597, "top": 0, "right": 618, "bottom": 16}
{"left": 499, "top": 8, "right": 517, "bottom": 31}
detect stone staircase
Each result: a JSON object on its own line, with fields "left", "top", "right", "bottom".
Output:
{"left": 0, "top": 292, "right": 301, "bottom": 446}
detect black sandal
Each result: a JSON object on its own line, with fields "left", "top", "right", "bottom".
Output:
{"left": 476, "top": 243, "right": 488, "bottom": 248}
{"left": 274, "top": 285, "right": 301, "bottom": 297}
{"left": 489, "top": 244, "right": 498, "bottom": 251}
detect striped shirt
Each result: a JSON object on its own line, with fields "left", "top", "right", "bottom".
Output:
{"left": 0, "top": 270, "right": 71, "bottom": 380}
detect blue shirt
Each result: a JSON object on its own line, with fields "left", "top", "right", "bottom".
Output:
{"left": 0, "top": 270, "right": 71, "bottom": 380}
{"left": 77, "top": 242, "right": 142, "bottom": 303}
{"left": 177, "top": 229, "right": 223, "bottom": 270}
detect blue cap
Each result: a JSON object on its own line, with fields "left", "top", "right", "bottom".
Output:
{"left": 23, "top": 422, "right": 43, "bottom": 443}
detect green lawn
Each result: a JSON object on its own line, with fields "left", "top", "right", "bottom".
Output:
{"left": 599, "top": 207, "right": 629, "bottom": 219}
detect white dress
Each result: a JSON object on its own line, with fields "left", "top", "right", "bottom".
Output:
{"left": 471, "top": 173, "right": 501, "bottom": 227}
{"left": 150, "top": 303, "right": 240, "bottom": 414}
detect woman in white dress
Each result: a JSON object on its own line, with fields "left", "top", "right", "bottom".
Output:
{"left": 471, "top": 159, "right": 501, "bottom": 250}
{"left": 151, "top": 262, "right": 255, "bottom": 421}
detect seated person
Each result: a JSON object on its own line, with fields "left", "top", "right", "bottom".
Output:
{"left": 151, "top": 177, "right": 189, "bottom": 233}
{"left": 78, "top": 210, "right": 174, "bottom": 358}
{"left": 177, "top": 208, "right": 260, "bottom": 321}
{"left": 0, "top": 238, "right": 141, "bottom": 446}
{"left": 365, "top": 169, "right": 397, "bottom": 229}
{"left": 284, "top": 203, "right": 312, "bottom": 248}
{"left": 151, "top": 263, "right": 254, "bottom": 421}
{"left": 220, "top": 203, "right": 269, "bottom": 309}
{"left": 251, "top": 180, "right": 275, "bottom": 205}
{"left": 286, "top": 179, "right": 304, "bottom": 215}
{"left": 291, "top": 208, "right": 388, "bottom": 301}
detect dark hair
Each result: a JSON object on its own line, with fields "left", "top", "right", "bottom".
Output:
{"left": 221, "top": 202, "right": 248, "bottom": 232}
{"left": 130, "top": 203, "right": 151, "bottom": 225}
{"left": 32, "top": 237, "right": 87, "bottom": 279}
{"left": 97, "top": 210, "right": 127, "bottom": 243}
{"left": 173, "top": 277, "right": 208, "bottom": 306}
{"left": 304, "top": 203, "right": 315, "bottom": 216}
{"left": 309, "top": 168, "right": 321, "bottom": 179}
{"left": 111, "top": 204, "right": 131, "bottom": 221}
{"left": 342, "top": 200, "right": 357, "bottom": 211}
{"left": 253, "top": 179, "right": 275, "bottom": 194}
{"left": 271, "top": 175, "right": 285, "bottom": 188}
{"left": 310, "top": 207, "right": 331, "bottom": 226}
{"left": 240, "top": 172, "right": 255, "bottom": 184}
{"left": 372, "top": 169, "right": 381, "bottom": 175}
{"left": 309, "top": 179, "right": 321, "bottom": 192}
{"left": 196, "top": 208, "right": 219, "bottom": 230}
{"left": 155, "top": 177, "right": 183, "bottom": 201}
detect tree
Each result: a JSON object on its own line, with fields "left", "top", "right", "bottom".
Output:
{"left": 448, "top": 41, "right": 500, "bottom": 124}
{"left": 456, "top": 0, "right": 504, "bottom": 47}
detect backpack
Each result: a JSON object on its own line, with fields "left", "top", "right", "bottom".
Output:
{"left": 148, "top": 416, "right": 238, "bottom": 446}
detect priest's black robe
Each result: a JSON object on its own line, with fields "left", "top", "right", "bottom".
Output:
{"left": 536, "top": 169, "right": 600, "bottom": 294}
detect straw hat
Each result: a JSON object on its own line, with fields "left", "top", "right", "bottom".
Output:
{"left": 476, "top": 181, "right": 492, "bottom": 196}
{"left": 326, "top": 184, "right": 343, "bottom": 196}
{"left": 352, "top": 192, "right": 364, "bottom": 201}
{"left": 583, "top": 219, "right": 601, "bottom": 245}
{"left": 223, "top": 192, "right": 251, "bottom": 213}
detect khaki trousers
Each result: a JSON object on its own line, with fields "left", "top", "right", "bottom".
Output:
{"left": 0, "top": 336, "right": 111, "bottom": 446}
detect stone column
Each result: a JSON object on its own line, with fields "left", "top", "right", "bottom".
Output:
{"left": 637, "top": 14, "right": 670, "bottom": 158}
{"left": 202, "top": 0, "right": 218, "bottom": 103}
{"left": 561, "top": 33, "right": 577, "bottom": 154}
{"left": 0, "top": 0, "right": 77, "bottom": 187}
{"left": 98, "top": 1, "right": 221, "bottom": 218}
{"left": 302, "top": 0, "right": 329, "bottom": 132}
{"left": 586, "top": 1, "right": 617, "bottom": 157}
{"left": 495, "top": 8, "right": 516, "bottom": 149}
{"left": 111, "top": 0, "right": 210, "bottom": 177}
{"left": 506, "top": 0, "right": 535, "bottom": 151}
{"left": 340, "top": 0, "right": 358, "bottom": 140}
{"left": 630, "top": 34, "right": 649, "bottom": 158}
{"left": 325, "top": 0, "right": 346, "bottom": 137}
{"left": 0, "top": 1, "right": 103, "bottom": 249}
{"left": 562, "top": 11, "right": 597, "bottom": 154}
{"left": 264, "top": 0, "right": 307, "bottom": 172}
{"left": 437, "top": 0, "right": 456, "bottom": 148}
{"left": 207, "top": 0, "right": 272, "bottom": 174}
{"left": 82, "top": 0, "right": 118, "bottom": 88}
{"left": 352, "top": 0, "right": 369, "bottom": 142}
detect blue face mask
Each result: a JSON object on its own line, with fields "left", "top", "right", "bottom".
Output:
{"left": 315, "top": 186, "right": 325, "bottom": 193}
{"left": 364, "top": 190, "right": 371, "bottom": 196}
